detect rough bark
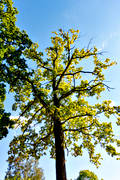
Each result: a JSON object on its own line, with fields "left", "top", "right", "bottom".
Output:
{"left": 54, "top": 118, "right": 67, "bottom": 180}
{"left": 52, "top": 57, "right": 67, "bottom": 180}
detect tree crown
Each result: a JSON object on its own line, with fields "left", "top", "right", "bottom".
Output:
{"left": 7, "top": 29, "right": 120, "bottom": 167}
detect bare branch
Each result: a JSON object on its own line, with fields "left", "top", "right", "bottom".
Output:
{"left": 87, "top": 38, "right": 93, "bottom": 49}
{"left": 102, "top": 83, "right": 114, "bottom": 91}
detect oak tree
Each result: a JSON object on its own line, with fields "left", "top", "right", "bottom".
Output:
{"left": 7, "top": 29, "right": 120, "bottom": 180}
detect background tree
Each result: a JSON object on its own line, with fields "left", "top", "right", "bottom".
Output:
{"left": 76, "top": 170, "right": 98, "bottom": 180}
{"left": 5, "top": 158, "right": 45, "bottom": 180}
{"left": 6, "top": 28, "right": 120, "bottom": 180}
{"left": 0, "top": 0, "right": 32, "bottom": 139}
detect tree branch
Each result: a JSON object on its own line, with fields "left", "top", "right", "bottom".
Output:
{"left": 61, "top": 113, "right": 92, "bottom": 124}
{"left": 64, "top": 122, "right": 94, "bottom": 132}
{"left": 26, "top": 79, "right": 49, "bottom": 109}
{"left": 57, "top": 70, "right": 96, "bottom": 77}
{"left": 35, "top": 56, "right": 53, "bottom": 72}
{"left": 56, "top": 48, "right": 72, "bottom": 89}
{"left": 17, "top": 98, "right": 37, "bottom": 122}
{"left": 59, "top": 82, "right": 112, "bottom": 102}
{"left": 64, "top": 127, "right": 93, "bottom": 136}
{"left": 40, "top": 64, "right": 52, "bottom": 71}
{"left": 72, "top": 51, "right": 103, "bottom": 60}
{"left": 56, "top": 51, "right": 101, "bottom": 89}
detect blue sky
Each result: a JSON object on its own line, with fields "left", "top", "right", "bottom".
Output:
{"left": 1, "top": 0, "right": 120, "bottom": 179}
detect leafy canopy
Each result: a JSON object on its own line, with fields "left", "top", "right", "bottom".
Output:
{"left": 7, "top": 29, "right": 120, "bottom": 168}
{"left": 5, "top": 158, "right": 45, "bottom": 180}
{"left": 76, "top": 170, "right": 98, "bottom": 180}
{"left": 0, "top": 0, "right": 32, "bottom": 139}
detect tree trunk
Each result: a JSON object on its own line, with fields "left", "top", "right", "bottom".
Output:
{"left": 54, "top": 119, "right": 67, "bottom": 180}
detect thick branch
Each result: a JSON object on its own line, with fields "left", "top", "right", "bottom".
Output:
{"left": 61, "top": 114, "right": 92, "bottom": 124}
{"left": 57, "top": 70, "right": 96, "bottom": 77}
{"left": 26, "top": 79, "right": 49, "bottom": 109}
{"left": 64, "top": 122, "right": 94, "bottom": 132}
{"left": 56, "top": 48, "right": 72, "bottom": 89}
{"left": 64, "top": 128, "right": 93, "bottom": 136}
{"left": 59, "top": 82, "right": 112, "bottom": 101}
{"left": 56, "top": 51, "right": 102, "bottom": 89}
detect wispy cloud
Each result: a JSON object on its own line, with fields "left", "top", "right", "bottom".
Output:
{"left": 99, "top": 31, "right": 120, "bottom": 51}
{"left": 98, "top": 40, "right": 107, "bottom": 51}
{"left": 109, "top": 32, "right": 119, "bottom": 39}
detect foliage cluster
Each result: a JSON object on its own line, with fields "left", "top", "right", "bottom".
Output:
{"left": 5, "top": 158, "right": 44, "bottom": 180}
{"left": 77, "top": 170, "right": 98, "bottom": 180}
{"left": 0, "top": 0, "right": 32, "bottom": 139}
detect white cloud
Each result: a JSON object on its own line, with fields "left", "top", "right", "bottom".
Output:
{"left": 101, "top": 41, "right": 105, "bottom": 49}
{"left": 98, "top": 40, "right": 107, "bottom": 51}
{"left": 109, "top": 32, "right": 119, "bottom": 39}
